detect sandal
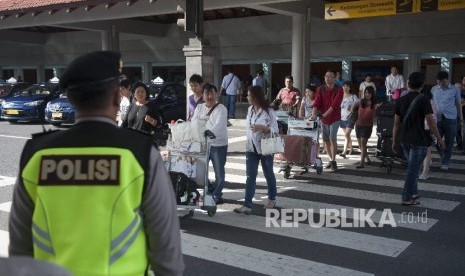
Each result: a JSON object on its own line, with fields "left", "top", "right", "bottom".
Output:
{"left": 356, "top": 164, "right": 365, "bottom": 169}
{"left": 401, "top": 199, "right": 420, "bottom": 206}
{"left": 339, "top": 153, "right": 347, "bottom": 158}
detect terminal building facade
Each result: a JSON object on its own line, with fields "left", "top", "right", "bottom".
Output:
{"left": 0, "top": 0, "right": 464, "bottom": 96}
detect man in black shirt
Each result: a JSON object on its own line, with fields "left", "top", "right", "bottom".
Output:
{"left": 392, "top": 72, "right": 444, "bottom": 205}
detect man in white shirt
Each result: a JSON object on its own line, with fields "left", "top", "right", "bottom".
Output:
{"left": 191, "top": 83, "right": 228, "bottom": 204}
{"left": 252, "top": 70, "right": 269, "bottom": 99}
{"left": 385, "top": 66, "right": 405, "bottom": 102}
{"left": 220, "top": 68, "right": 241, "bottom": 119}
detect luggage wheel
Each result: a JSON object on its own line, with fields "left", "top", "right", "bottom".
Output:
{"left": 283, "top": 166, "right": 291, "bottom": 179}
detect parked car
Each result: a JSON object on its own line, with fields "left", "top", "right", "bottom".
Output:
{"left": 44, "top": 93, "right": 75, "bottom": 126}
{"left": 1, "top": 82, "right": 61, "bottom": 123}
{"left": 0, "top": 82, "right": 31, "bottom": 118}
{"left": 146, "top": 82, "right": 186, "bottom": 124}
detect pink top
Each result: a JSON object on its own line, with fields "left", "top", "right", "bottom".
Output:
{"left": 356, "top": 104, "right": 377, "bottom": 127}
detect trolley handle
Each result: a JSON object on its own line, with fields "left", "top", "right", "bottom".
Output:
{"left": 204, "top": 130, "right": 216, "bottom": 139}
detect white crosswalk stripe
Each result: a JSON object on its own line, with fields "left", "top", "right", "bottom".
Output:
{"left": 182, "top": 233, "right": 374, "bottom": 276}
{"left": 0, "top": 144, "right": 463, "bottom": 274}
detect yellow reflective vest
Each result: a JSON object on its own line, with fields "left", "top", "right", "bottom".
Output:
{"left": 22, "top": 147, "right": 148, "bottom": 276}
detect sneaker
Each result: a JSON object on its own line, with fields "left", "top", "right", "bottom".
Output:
{"left": 418, "top": 174, "right": 428, "bottom": 180}
{"left": 214, "top": 197, "right": 225, "bottom": 205}
{"left": 440, "top": 165, "right": 449, "bottom": 171}
{"left": 330, "top": 160, "right": 337, "bottom": 171}
{"left": 234, "top": 206, "right": 251, "bottom": 215}
{"left": 325, "top": 162, "right": 332, "bottom": 169}
{"left": 263, "top": 200, "right": 276, "bottom": 209}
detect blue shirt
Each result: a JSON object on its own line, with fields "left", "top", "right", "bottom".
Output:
{"left": 431, "top": 84, "right": 461, "bottom": 120}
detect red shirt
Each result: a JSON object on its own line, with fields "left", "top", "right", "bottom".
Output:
{"left": 277, "top": 87, "right": 301, "bottom": 105}
{"left": 314, "top": 85, "right": 343, "bottom": 125}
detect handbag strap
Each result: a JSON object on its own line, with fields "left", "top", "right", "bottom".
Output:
{"left": 225, "top": 74, "right": 235, "bottom": 91}
{"left": 207, "top": 103, "right": 219, "bottom": 116}
{"left": 402, "top": 94, "right": 424, "bottom": 126}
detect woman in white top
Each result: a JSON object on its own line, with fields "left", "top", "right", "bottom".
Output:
{"left": 359, "top": 74, "right": 376, "bottom": 99}
{"left": 339, "top": 81, "right": 358, "bottom": 158}
{"left": 118, "top": 78, "right": 131, "bottom": 126}
{"left": 234, "top": 85, "right": 279, "bottom": 215}
{"left": 299, "top": 84, "right": 316, "bottom": 118}
{"left": 191, "top": 83, "right": 228, "bottom": 204}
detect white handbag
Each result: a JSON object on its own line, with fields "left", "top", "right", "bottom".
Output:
{"left": 261, "top": 132, "right": 285, "bottom": 155}
{"left": 170, "top": 119, "right": 206, "bottom": 143}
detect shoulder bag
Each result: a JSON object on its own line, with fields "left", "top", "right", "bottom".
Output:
{"left": 261, "top": 131, "right": 285, "bottom": 155}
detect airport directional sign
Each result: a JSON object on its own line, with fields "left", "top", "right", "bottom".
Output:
{"left": 324, "top": 0, "right": 465, "bottom": 20}
{"left": 325, "top": 0, "right": 415, "bottom": 20}
{"left": 418, "top": 0, "right": 465, "bottom": 12}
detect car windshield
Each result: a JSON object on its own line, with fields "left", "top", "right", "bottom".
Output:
{"left": 148, "top": 85, "right": 162, "bottom": 99}
{"left": 20, "top": 85, "right": 53, "bottom": 96}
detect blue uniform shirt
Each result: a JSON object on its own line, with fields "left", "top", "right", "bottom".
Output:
{"left": 431, "top": 84, "right": 461, "bottom": 120}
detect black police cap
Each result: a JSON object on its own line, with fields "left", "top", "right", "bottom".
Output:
{"left": 60, "top": 51, "right": 122, "bottom": 90}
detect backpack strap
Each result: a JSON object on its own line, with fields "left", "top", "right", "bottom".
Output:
{"left": 402, "top": 94, "right": 424, "bottom": 126}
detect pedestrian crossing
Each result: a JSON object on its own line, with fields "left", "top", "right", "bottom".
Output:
{"left": 0, "top": 149, "right": 464, "bottom": 275}
{"left": 185, "top": 149, "right": 464, "bottom": 274}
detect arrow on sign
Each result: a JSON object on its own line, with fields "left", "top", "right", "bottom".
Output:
{"left": 327, "top": 6, "right": 336, "bottom": 16}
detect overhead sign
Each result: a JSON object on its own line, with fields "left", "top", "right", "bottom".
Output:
{"left": 325, "top": 0, "right": 415, "bottom": 20}
{"left": 418, "top": 0, "right": 465, "bottom": 11}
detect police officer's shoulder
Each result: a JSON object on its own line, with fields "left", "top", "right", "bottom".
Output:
{"left": 124, "top": 128, "right": 161, "bottom": 149}
{"left": 123, "top": 127, "right": 154, "bottom": 139}
{"left": 31, "top": 129, "right": 61, "bottom": 139}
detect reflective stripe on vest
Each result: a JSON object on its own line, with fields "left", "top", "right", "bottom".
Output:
{"left": 22, "top": 147, "right": 148, "bottom": 276}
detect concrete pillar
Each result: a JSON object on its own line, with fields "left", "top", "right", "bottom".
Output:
{"left": 183, "top": 37, "right": 215, "bottom": 119}
{"left": 291, "top": 14, "right": 304, "bottom": 91}
{"left": 36, "top": 65, "right": 45, "bottom": 83}
{"left": 101, "top": 25, "right": 120, "bottom": 52}
{"left": 250, "top": 64, "right": 259, "bottom": 79}
{"left": 405, "top": 54, "right": 421, "bottom": 79}
{"left": 341, "top": 60, "right": 352, "bottom": 82}
{"left": 214, "top": 58, "right": 222, "bottom": 89}
{"left": 13, "top": 68, "right": 22, "bottom": 80}
{"left": 291, "top": 12, "right": 311, "bottom": 91}
{"left": 142, "top": 62, "right": 152, "bottom": 83}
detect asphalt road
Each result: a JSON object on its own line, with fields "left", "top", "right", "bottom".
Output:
{"left": 1, "top": 120, "right": 465, "bottom": 275}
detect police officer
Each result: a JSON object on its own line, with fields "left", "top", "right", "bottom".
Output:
{"left": 8, "top": 51, "right": 184, "bottom": 276}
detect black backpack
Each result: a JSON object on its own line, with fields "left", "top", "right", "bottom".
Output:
{"left": 169, "top": 172, "right": 200, "bottom": 205}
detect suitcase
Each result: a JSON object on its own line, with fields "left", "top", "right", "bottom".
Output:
{"left": 377, "top": 116, "right": 394, "bottom": 137}
{"left": 376, "top": 137, "right": 403, "bottom": 159}
{"left": 280, "top": 135, "right": 315, "bottom": 165}
{"left": 376, "top": 102, "right": 395, "bottom": 117}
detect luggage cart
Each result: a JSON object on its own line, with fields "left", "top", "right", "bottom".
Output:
{"left": 277, "top": 116, "right": 323, "bottom": 178}
{"left": 165, "top": 130, "right": 217, "bottom": 217}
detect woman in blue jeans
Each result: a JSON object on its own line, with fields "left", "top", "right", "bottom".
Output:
{"left": 234, "top": 86, "right": 279, "bottom": 215}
